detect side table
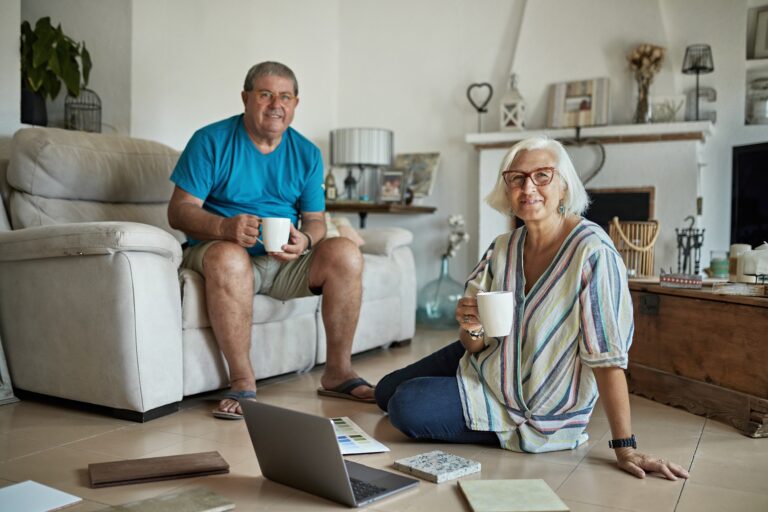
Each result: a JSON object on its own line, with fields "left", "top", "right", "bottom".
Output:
{"left": 627, "top": 282, "right": 768, "bottom": 437}
{"left": 327, "top": 202, "right": 437, "bottom": 228}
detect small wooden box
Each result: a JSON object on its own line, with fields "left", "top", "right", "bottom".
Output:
{"left": 627, "top": 283, "right": 768, "bottom": 437}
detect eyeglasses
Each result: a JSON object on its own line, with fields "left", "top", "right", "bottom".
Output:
{"left": 251, "top": 89, "right": 297, "bottom": 106}
{"left": 502, "top": 167, "right": 556, "bottom": 188}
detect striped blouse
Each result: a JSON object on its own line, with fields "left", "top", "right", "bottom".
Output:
{"left": 456, "top": 219, "right": 634, "bottom": 453}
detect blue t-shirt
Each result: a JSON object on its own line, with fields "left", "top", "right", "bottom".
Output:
{"left": 170, "top": 114, "right": 325, "bottom": 256}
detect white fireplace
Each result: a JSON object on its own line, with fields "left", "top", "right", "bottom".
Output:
{"left": 466, "top": 122, "right": 714, "bottom": 275}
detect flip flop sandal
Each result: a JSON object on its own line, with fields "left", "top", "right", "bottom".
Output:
{"left": 212, "top": 389, "right": 257, "bottom": 420}
{"left": 317, "top": 377, "right": 376, "bottom": 403}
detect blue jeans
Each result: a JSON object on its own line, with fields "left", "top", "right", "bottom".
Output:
{"left": 375, "top": 341, "right": 498, "bottom": 446}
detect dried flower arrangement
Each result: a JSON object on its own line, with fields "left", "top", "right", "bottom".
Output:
{"left": 627, "top": 43, "right": 666, "bottom": 123}
{"left": 443, "top": 214, "right": 470, "bottom": 258}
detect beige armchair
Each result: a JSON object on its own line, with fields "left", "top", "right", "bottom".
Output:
{"left": 0, "top": 128, "right": 416, "bottom": 421}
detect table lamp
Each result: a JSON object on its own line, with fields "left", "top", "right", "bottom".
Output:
{"left": 330, "top": 128, "right": 393, "bottom": 201}
{"left": 682, "top": 44, "right": 714, "bottom": 121}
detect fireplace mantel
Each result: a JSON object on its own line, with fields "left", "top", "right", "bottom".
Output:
{"left": 466, "top": 121, "right": 714, "bottom": 149}
{"left": 467, "top": 121, "right": 715, "bottom": 272}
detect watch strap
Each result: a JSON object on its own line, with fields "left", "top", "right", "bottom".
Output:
{"left": 608, "top": 434, "right": 637, "bottom": 449}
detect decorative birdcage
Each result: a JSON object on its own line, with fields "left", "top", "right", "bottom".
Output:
{"left": 65, "top": 88, "right": 102, "bottom": 133}
{"left": 609, "top": 217, "right": 660, "bottom": 277}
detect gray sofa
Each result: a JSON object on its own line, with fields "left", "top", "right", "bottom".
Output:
{"left": 0, "top": 127, "right": 416, "bottom": 421}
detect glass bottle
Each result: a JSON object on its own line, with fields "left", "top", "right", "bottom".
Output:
{"left": 324, "top": 170, "right": 338, "bottom": 201}
{"left": 416, "top": 255, "right": 464, "bottom": 328}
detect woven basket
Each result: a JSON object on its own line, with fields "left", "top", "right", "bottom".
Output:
{"left": 608, "top": 217, "right": 660, "bottom": 277}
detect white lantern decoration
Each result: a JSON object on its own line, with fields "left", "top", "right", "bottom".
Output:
{"left": 500, "top": 73, "right": 525, "bottom": 131}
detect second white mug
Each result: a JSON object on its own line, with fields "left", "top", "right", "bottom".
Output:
{"left": 477, "top": 291, "right": 515, "bottom": 337}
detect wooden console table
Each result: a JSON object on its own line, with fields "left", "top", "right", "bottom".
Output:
{"left": 627, "top": 282, "right": 768, "bottom": 437}
{"left": 326, "top": 202, "right": 436, "bottom": 228}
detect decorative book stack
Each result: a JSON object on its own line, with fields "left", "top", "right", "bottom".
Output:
{"left": 393, "top": 450, "right": 481, "bottom": 483}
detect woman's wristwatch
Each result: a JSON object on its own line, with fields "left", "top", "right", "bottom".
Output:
{"left": 608, "top": 434, "right": 637, "bottom": 449}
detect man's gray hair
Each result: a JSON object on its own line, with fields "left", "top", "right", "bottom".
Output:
{"left": 243, "top": 61, "right": 298, "bottom": 96}
{"left": 485, "top": 136, "right": 590, "bottom": 217}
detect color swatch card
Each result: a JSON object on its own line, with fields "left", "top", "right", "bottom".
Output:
{"left": 458, "top": 479, "right": 570, "bottom": 512}
{"left": 332, "top": 416, "right": 390, "bottom": 455}
{"left": 0, "top": 480, "right": 81, "bottom": 512}
{"left": 393, "top": 450, "right": 481, "bottom": 483}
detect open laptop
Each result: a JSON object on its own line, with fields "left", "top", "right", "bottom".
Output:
{"left": 240, "top": 400, "right": 419, "bottom": 508}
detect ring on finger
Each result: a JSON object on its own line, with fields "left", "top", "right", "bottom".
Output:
{"left": 463, "top": 315, "right": 470, "bottom": 322}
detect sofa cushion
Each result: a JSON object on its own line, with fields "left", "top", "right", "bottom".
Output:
{"left": 9, "top": 192, "right": 185, "bottom": 243}
{"left": 8, "top": 127, "right": 178, "bottom": 203}
{"left": 7, "top": 128, "right": 182, "bottom": 240}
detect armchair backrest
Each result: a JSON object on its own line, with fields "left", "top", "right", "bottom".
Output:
{"left": 7, "top": 127, "right": 185, "bottom": 242}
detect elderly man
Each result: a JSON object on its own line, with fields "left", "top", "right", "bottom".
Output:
{"left": 168, "top": 61, "right": 374, "bottom": 419}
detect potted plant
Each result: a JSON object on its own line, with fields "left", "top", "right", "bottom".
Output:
{"left": 20, "top": 17, "right": 92, "bottom": 126}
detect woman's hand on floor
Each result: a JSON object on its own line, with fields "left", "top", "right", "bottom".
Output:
{"left": 615, "top": 448, "right": 690, "bottom": 480}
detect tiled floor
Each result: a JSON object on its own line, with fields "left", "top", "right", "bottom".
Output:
{"left": 1, "top": 327, "right": 767, "bottom": 511}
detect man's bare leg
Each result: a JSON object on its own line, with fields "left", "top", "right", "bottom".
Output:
{"left": 308, "top": 237, "right": 373, "bottom": 400}
{"left": 203, "top": 242, "right": 257, "bottom": 415}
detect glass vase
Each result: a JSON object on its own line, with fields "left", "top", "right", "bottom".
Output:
{"left": 417, "top": 255, "right": 464, "bottom": 328}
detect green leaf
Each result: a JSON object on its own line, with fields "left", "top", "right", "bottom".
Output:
{"left": 81, "top": 43, "right": 91, "bottom": 86}
{"left": 48, "top": 48, "right": 61, "bottom": 77}
{"left": 47, "top": 73, "right": 61, "bottom": 100}
{"left": 32, "top": 31, "right": 54, "bottom": 68}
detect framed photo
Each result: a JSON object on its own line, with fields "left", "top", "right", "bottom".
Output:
{"left": 650, "top": 95, "right": 686, "bottom": 123}
{"left": 546, "top": 78, "right": 609, "bottom": 128}
{"left": 379, "top": 169, "right": 405, "bottom": 202}
{"left": 756, "top": 9, "right": 768, "bottom": 58}
{"left": 394, "top": 152, "right": 440, "bottom": 198}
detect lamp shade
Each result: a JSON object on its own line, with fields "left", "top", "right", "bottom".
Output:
{"left": 329, "top": 128, "right": 393, "bottom": 167}
{"left": 682, "top": 44, "right": 714, "bottom": 74}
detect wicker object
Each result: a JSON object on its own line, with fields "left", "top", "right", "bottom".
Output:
{"left": 609, "top": 217, "right": 660, "bottom": 277}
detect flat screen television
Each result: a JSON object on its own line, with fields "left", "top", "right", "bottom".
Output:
{"left": 732, "top": 143, "right": 768, "bottom": 248}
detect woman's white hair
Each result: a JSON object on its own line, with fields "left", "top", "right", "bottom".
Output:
{"left": 484, "top": 136, "right": 590, "bottom": 217}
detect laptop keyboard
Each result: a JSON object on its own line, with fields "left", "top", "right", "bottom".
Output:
{"left": 349, "top": 477, "right": 387, "bottom": 501}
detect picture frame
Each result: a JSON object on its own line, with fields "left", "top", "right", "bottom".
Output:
{"left": 394, "top": 152, "right": 440, "bottom": 198}
{"left": 756, "top": 8, "right": 768, "bottom": 58}
{"left": 379, "top": 169, "right": 405, "bottom": 202}
{"left": 649, "top": 95, "right": 686, "bottom": 123}
{"left": 546, "top": 78, "right": 609, "bottom": 128}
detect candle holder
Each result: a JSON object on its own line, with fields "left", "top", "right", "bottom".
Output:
{"left": 675, "top": 216, "right": 705, "bottom": 275}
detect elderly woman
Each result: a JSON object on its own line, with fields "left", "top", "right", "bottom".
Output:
{"left": 375, "top": 137, "right": 689, "bottom": 480}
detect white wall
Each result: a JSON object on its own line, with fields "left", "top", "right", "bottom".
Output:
{"left": 130, "top": 0, "right": 340, "bottom": 153}
{"left": 335, "top": 0, "right": 525, "bottom": 284}
{"left": 21, "top": 0, "right": 132, "bottom": 134}
{"left": 0, "top": 0, "right": 21, "bottom": 158}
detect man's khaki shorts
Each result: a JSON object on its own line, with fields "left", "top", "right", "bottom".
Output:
{"left": 181, "top": 241, "right": 318, "bottom": 300}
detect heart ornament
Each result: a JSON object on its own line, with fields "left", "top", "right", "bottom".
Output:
{"left": 561, "top": 136, "right": 606, "bottom": 185}
{"left": 466, "top": 83, "right": 494, "bottom": 113}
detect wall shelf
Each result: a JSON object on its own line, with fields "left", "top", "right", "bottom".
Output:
{"left": 465, "top": 121, "right": 714, "bottom": 150}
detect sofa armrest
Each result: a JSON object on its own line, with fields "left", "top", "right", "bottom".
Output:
{"left": 358, "top": 227, "right": 413, "bottom": 257}
{"left": 0, "top": 221, "right": 182, "bottom": 266}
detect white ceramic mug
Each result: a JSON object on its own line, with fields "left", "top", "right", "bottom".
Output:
{"left": 258, "top": 217, "right": 291, "bottom": 252}
{"left": 477, "top": 291, "right": 515, "bottom": 337}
